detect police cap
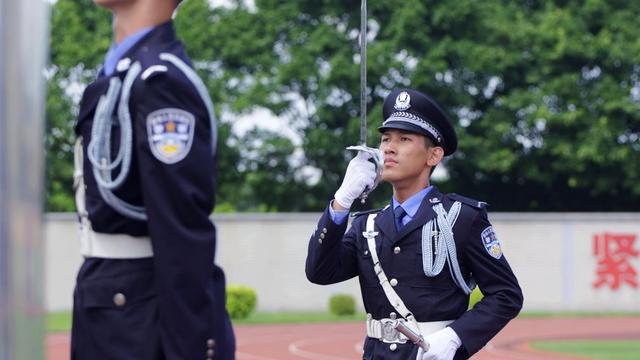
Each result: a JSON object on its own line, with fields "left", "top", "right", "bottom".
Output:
{"left": 378, "top": 88, "right": 457, "bottom": 156}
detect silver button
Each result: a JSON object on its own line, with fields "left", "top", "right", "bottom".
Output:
{"left": 364, "top": 250, "right": 369, "bottom": 256}
{"left": 206, "top": 349, "right": 214, "bottom": 358}
{"left": 390, "top": 278, "right": 398, "bottom": 287}
{"left": 318, "top": 238, "right": 323, "bottom": 244}
{"left": 390, "top": 343, "right": 397, "bottom": 351}
{"left": 322, "top": 227, "right": 328, "bottom": 234}
{"left": 393, "top": 246, "right": 401, "bottom": 254}
{"left": 113, "top": 293, "right": 126, "bottom": 307}
{"left": 389, "top": 312, "right": 397, "bottom": 320}
{"left": 207, "top": 339, "right": 215, "bottom": 348}
{"left": 320, "top": 233, "right": 325, "bottom": 239}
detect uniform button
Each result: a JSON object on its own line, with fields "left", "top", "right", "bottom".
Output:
{"left": 390, "top": 278, "right": 398, "bottom": 287}
{"left": 393, "top": 246, "right": 401, "bottom": 254}
{"left": 113, "top": 293, "right": 126, "bottom": 307}
{"left": 389, "top": 312, "right": 397, "bottom": 320}
{"left": 207, "top": 339, "right": 215, "bottom": 348}
{"left": 364, "top": 250, "right": 369, "bottom": 256}
{"left": 318, "top": 238, "right": 323, "bottom": 244}
{"left": 320, "top": 233, "right": 325, "bottom": 239}
{"left": 389, "top": 343, "right": 397, "bottom": 351}
{"left": 322, "top": 227, "right": 328, "bottom": 234}
{"left": 206, "top": 349, "right": 214, "bottom": 358}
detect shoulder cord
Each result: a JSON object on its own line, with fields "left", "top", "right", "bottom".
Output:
{"left": 159, "top": 53, "right": 218, "bottom": 155}
{"left": 422, "top": 202, "right": 476, "bottom": 295}
{"left": 85, "top": 54, "right": 217, "bottom": 221}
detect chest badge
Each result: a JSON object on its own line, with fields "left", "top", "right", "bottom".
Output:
{"left": 481, "top": 226, "right": 502, "bottom": 259}
{"left": 146, "top": 108, "right": 195, "bottom": 164}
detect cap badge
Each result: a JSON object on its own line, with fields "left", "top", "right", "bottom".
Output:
{"left": 394, "top": 91, "right": 411, "bottom": 111}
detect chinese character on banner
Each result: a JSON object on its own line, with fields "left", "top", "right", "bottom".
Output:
{"left": 593, "top": 233, "right": 639, "bottom": 290}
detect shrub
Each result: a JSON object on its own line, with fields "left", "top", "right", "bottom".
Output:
{"left": 329, "top": 294, "right": 356, "bottom": 316}
{"left": 468, "top": 287, "right": 484, "bottom": 309}
{"left": 226, "top": 285, "right": 257, "bottom": 319}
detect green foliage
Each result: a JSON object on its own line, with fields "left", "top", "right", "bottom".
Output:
{"left": 47, "top": 0, "right": 640, "bottom": 212}
{"left": 531, "top": 340, "right": 640, "bottom": 360}
{"left": 468, "top": 287, "right": 484, "bottom": 309}
{"left": 328, "top": 294, "right": 356, "bottom": 316}
{"left": 226, "top": 285, "right": 257, "bottom": 320}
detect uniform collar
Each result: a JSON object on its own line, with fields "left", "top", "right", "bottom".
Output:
{"left": 103, "top": 26, "right": 153, "bottom": 76}
{"left": 99, "top": 20, "right": 178, "bottom": 77}
{"left": 392, "top": 185, "right": 433, "bottom": 220}
{"left": 375, "top": 186, "right": 444, "bottom": 244}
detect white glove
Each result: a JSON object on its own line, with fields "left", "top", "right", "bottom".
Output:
{"left": 334, "top": 151, "right": 376, "bottom": 209}
{"left": 416, "top": 327, "right": 461, "bottom": 360}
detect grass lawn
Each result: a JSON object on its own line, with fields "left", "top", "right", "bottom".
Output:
{"left": 47, "top": 311, "right": 365, "bottom": 332}
{"left": 531, "top": 340, "right": 640, "bottom": 360}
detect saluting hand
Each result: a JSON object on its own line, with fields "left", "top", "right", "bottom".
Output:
{"left": 334, "top": 151, "right": 377, "bottom": 209}
{"left": 416, "top": 327, "right": 461, "bottom": 360}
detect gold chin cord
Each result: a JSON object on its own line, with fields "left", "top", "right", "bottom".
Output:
{"left": 347, "top": 0, "right": 383, "bottom": 204}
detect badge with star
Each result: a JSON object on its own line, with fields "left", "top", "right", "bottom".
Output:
{"left": 146, "top": 108, "right": 195, "bottom": 164}
{"left": 481, "top": 226, "right": 503, "bottom": 259}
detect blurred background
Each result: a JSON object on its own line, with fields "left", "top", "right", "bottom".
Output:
{"left": 3, "top": 0, "right": 640, "bottom": 359}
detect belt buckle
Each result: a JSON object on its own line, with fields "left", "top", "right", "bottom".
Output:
{"left": 380, "top": 319, "right": 407, "bottom": 344}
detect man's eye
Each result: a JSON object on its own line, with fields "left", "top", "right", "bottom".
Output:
{"left": 381, "top": 137, "right": 389, "bottom": 142}
{"left": 401, "top": 137, "right": 410, "bottom": 141}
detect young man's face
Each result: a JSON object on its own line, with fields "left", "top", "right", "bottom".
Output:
{"left": 379, "top": 129, "right": 442, "bottom": 185}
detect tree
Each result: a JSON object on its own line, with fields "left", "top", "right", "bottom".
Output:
{"left": 46, "top": 0, "right": 640, "bottom": 212}
{"left": 188, "top": 0, "right": 640, "bottom": 211}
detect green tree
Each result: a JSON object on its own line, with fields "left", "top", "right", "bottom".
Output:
{"left": 194, "top": 0, "right": 640, "bottom": 211}
{"left": 46, "top": 0, "right": 640, "bottom": 212}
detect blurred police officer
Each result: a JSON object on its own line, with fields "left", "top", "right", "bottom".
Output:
{"left": 306, "top": 88, "right": 523, "bottom": 359}
{"left": 71, "top": 0, "right": 235, "bottom": 358}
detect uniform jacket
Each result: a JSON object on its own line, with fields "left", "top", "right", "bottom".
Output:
{"left": 306, "top": 186, "right": 523, "bottom": 359}
{"left": 72, "top": 21, "right": 234, "bottom": 359}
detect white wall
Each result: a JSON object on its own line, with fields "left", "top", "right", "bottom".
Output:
{"left": 45, "top": 213, "right": 640, "bottom": 313}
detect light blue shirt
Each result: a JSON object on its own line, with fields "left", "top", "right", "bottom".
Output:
{"left": 329, "top": 186, "right": 433, "bottom": 225}
{"left": 102, "top": 26, "right": 153, "bottom": 76}
{"left": 392, "top": 186, "right": 433, "bottom": 227}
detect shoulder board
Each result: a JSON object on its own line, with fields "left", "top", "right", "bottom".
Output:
{"left": 140, "top": 64, "right": 169, "bottom": 81}
{"left": 350, "top": 207, "right": 384, "bottom": 218}
{"left": 448, "top": 193, "right": 488, "bottom": 209}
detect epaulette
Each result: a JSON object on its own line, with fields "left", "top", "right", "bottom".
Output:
{"left": 140, "top": 64, "right": 168, "bottom": 80}
{"left": 448, "top": 193, "right": 488, "bottom": 209}
{"left": 350, "top": 207, "right": 384, "bottom": 217}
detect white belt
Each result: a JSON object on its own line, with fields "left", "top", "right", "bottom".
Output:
{"left": 75, "top": 137, "right": 153, "bottom": 259}
{"left": 80, "top": 226, "right": 153, "bottom": 259}
{"left": 366, "top": 316, "right": 453, "bottom": 344}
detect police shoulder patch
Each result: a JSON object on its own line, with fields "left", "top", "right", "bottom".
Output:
{"left": 146, "top": 108, "right": 195, "bottom": 164}
{"left": 481, "top": 226, "right": 502, "bottom": 259}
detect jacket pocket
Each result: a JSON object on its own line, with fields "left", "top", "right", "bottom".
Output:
{"left": 78, "top": 269, "right": 155, "bottom": 310}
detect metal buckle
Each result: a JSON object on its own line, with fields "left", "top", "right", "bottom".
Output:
{"left": 380, "top": 319, "right": 407, "bottom": 344}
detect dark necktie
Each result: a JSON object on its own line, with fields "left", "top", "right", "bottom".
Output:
{"left": 394, "top": 206, "right": 407, "bottom": 230}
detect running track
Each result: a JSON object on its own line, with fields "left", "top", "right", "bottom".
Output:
{"left": 47, "top": 317, "right": 640, "bottom": 359}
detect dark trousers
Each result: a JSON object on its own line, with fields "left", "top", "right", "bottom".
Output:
{"left": 71, "top": 258, "right": 235, "bottom": 360}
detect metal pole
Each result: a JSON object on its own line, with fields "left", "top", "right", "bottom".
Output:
{"left": 0, "top": 0, "right": 50, "bottom": 359}
{"left": 359, "top": 0, "right": 367, "bottom": 146}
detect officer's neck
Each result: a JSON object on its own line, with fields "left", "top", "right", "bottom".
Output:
{"left": 392, "top": 179, "right": 430, "bottom": 203}
{"left": 110, "top": 3, "right": 174, "bottom": 43}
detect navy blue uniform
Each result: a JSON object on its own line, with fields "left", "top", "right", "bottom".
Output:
{"left": 306, "top": 187, "right": 523, "bottom": 359}
{"left": 71, "top": 21, "right": 235, "bottom": 359}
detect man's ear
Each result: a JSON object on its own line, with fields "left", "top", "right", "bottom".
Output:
{"left": 427, "top": 146, "right": 444, "bottom": 167}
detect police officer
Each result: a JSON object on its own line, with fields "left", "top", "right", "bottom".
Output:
{"left": 71, "top": 0, "right": 234, "bottom": 359}
{"left": 306, "top": 88, "right": 523, "bottom": 359}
